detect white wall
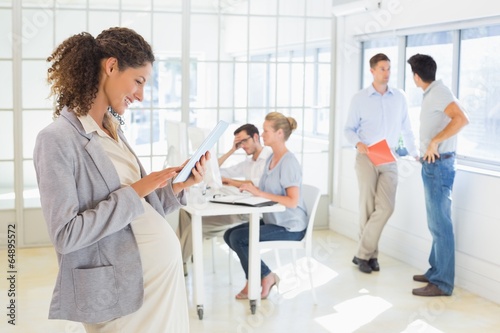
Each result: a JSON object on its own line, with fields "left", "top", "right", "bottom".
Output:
{"left": 347, "top": 0, "right": 500, "bottom": 34}
{"left": 330, "top": 0, "right": 500, "bottom": 304}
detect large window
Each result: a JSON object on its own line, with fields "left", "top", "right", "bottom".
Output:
{"left": 176, "top": 0, "right": 332, "bottom": 193}
{"left": 459, "top": 26, "right": 500, "bottom": 163}
{"left": 234, "top": 47, "right": 331, "bottom": 189}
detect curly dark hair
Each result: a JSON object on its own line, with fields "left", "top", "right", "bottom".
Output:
{"left": 47, "top": 27, "right": 155, "bottom": 117}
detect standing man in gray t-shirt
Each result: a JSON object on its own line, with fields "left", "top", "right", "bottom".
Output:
{"left": 407, "top": 54, "right": 469, "bottom": 297}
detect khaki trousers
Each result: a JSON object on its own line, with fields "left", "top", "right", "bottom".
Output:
{"left": 355, "top": 153, "right": 398, "bottom": 260}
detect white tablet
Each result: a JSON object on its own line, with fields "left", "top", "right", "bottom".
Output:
{"left": 172, "top": 120, "right": 229, "bottom": 183}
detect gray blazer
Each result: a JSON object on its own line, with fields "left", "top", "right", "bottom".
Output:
{"left": 33, "top": 108, "right": 185, "bottom": 323}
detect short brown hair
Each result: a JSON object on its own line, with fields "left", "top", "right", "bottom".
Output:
{"left": 234, "top": 124, "right": 259, "bottom": 137}
{"left": 369, "top": 53, "right": 390, "bottom": 69}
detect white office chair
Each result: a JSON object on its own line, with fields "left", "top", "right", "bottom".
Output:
{"left": 209, "top": 228, "right": 240, "bottom": 285}
{"left": 257, "top": 184, "right": 321, "bottom": 303}
{"left": 206, "top": 235, "right": 219, "bottom": 274}
{"left": 210, "top": 233, "right": 233, "bottom": 284}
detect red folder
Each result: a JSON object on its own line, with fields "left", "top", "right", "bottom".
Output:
{"left": 367, "top": 139, "right": 396, "bottom": 166}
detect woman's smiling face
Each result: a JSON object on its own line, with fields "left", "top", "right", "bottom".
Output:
{"left": 104, "top": 60, "right": 153, "bottom": 115}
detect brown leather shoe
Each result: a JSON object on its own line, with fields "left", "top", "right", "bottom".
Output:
{"left": 413, "top": 274, "right": 429, "bottom": 283}
{"left": 412, "top": 283, "right": 450, "bottom": 297}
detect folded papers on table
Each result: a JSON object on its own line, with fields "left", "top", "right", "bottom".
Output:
{"left": 210, "top": 195, "right": 276, "bottom": 207}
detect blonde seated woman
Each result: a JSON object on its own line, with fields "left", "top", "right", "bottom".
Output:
{"left": 223, "top": 112, "right": 308, "bottom": 300}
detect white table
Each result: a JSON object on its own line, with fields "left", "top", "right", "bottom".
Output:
{"left": 182, "top": 201, "right": 285, "bottom": 319}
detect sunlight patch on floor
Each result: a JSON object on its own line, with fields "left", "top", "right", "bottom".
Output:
{"left": 314, "top": 294, "right": 392, "bottom": 332}
{"left": 273, "top": 257, "right": 338, "bottom": 299}
{"left": 401, "top": 319, "right": 445, "bottom": 333}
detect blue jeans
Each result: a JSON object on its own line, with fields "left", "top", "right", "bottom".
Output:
{"left": 223, "top": 221, "right": 306, "bottom": 280}
{"left": 421, "top": 152, "right": 456, "bottom": 295}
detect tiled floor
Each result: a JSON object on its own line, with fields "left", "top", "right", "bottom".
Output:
{"left": 2, "top": 229, "right": 500, "bottom": 332}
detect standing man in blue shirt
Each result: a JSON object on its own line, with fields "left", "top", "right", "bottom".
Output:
{"left": 344, "top": 53, "right": 418, "bottom": 274}
{"left": 407, "top": 54, "right": 469, "bottom": 296}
